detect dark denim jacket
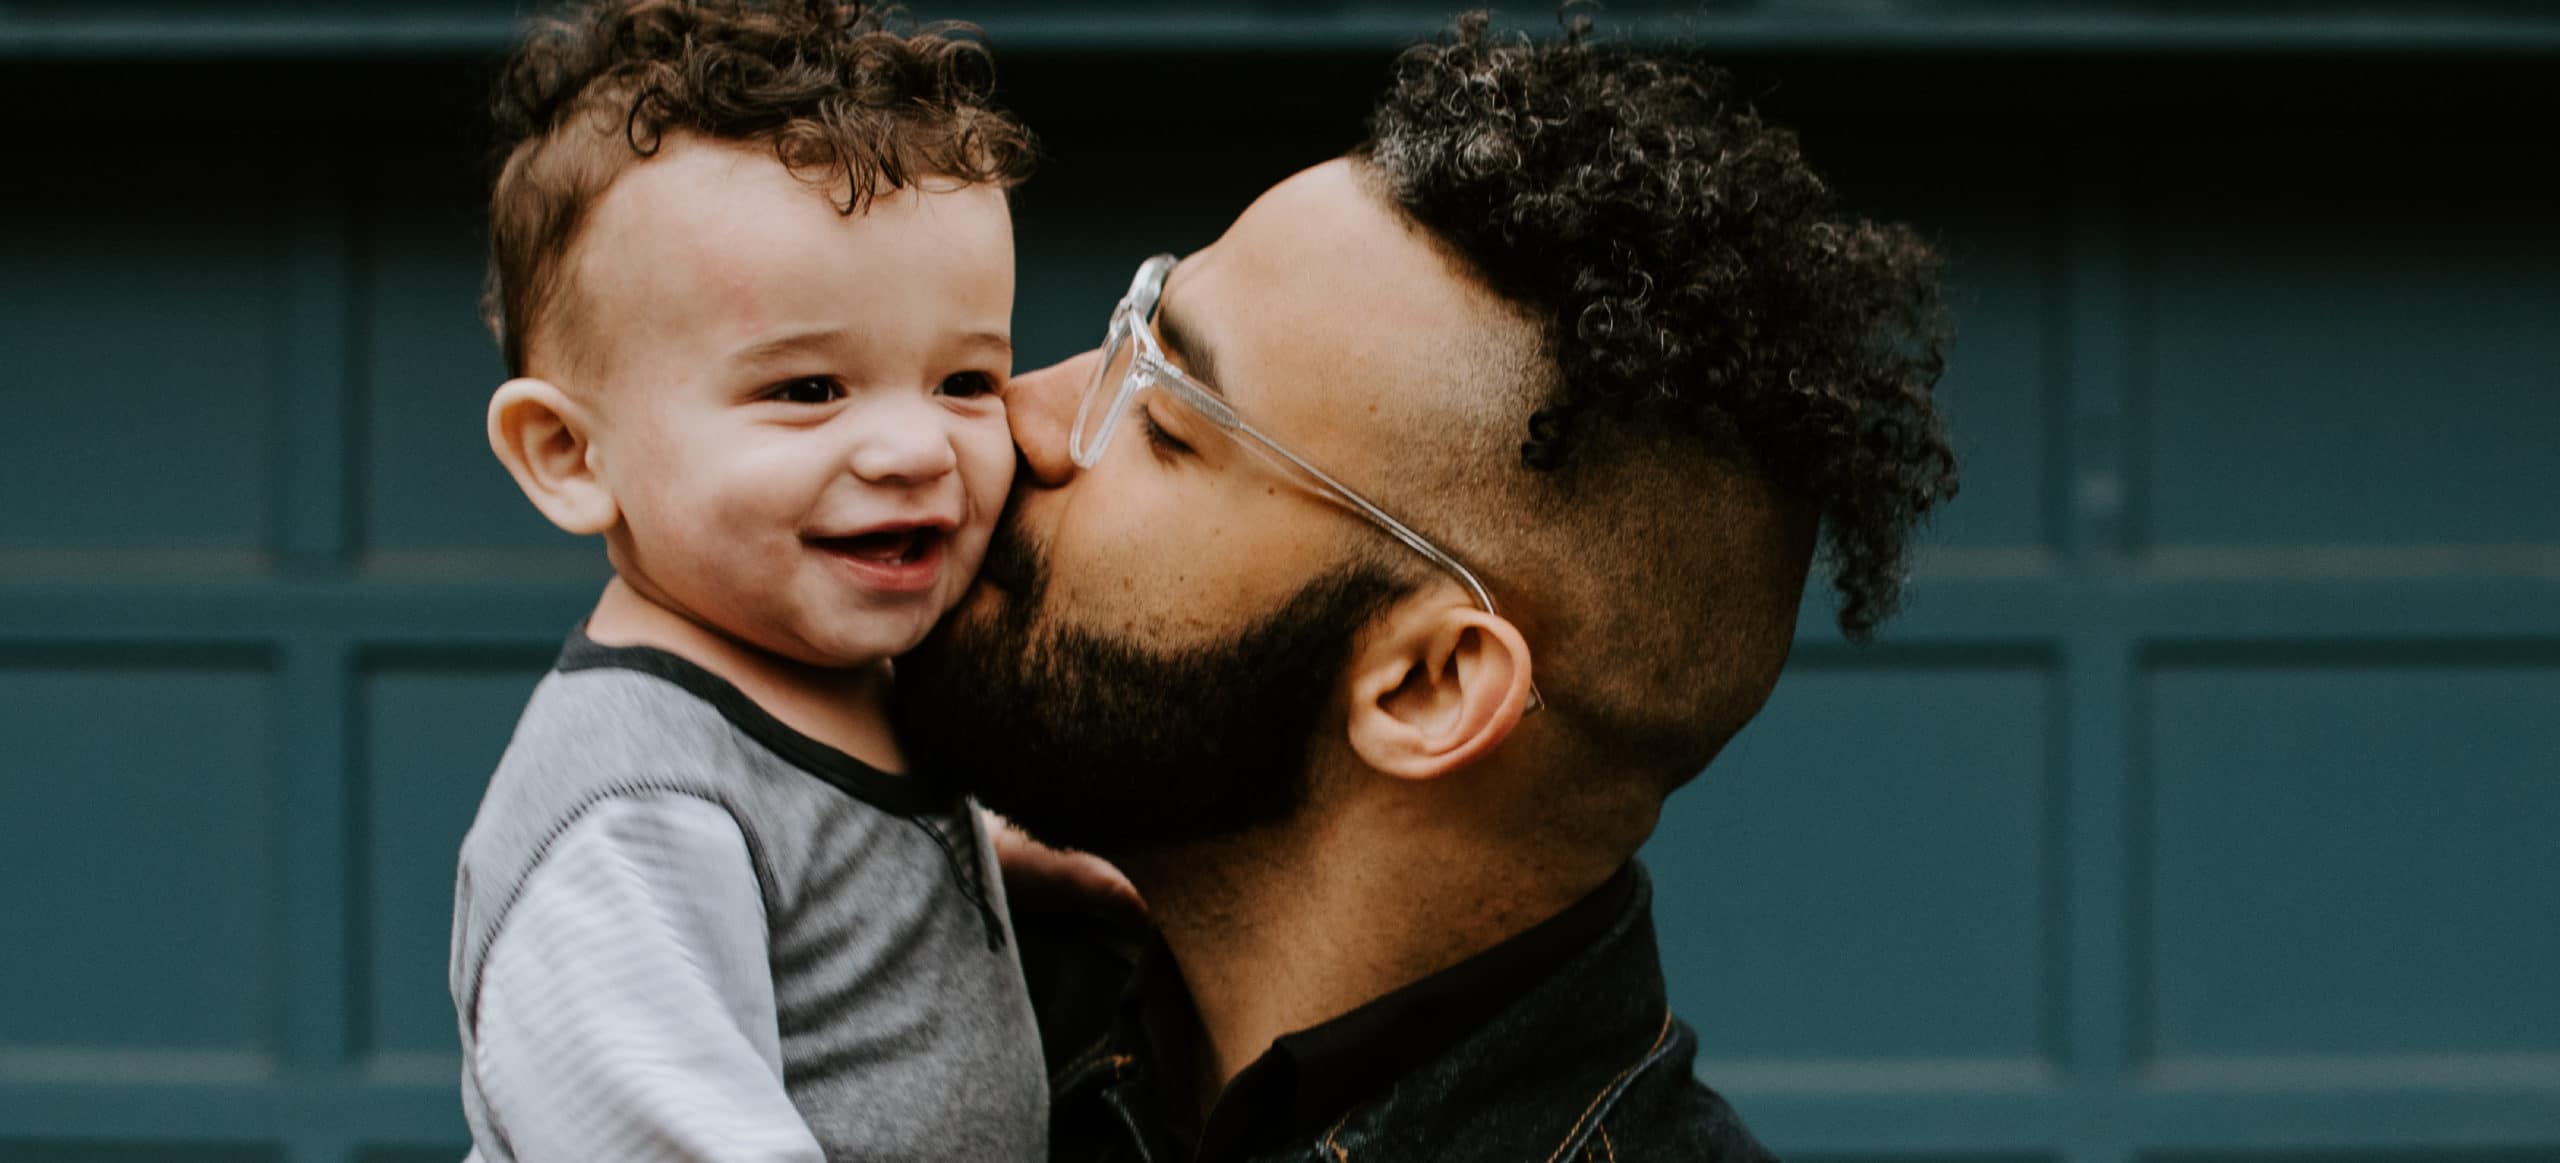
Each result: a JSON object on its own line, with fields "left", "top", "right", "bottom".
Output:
{"left": 1037, "top": 864, "right": 1778, "bottom": 1163}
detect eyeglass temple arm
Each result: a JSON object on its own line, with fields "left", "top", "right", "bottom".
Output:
{"left": 1235, "top": 424, "right": 1548, "bottom": 713}
{"left": 1226, "top": 421, "right": 1503, "bottom": 617}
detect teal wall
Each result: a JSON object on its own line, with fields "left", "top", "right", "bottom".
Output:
{"left": 3, "top": 4, "right": 2556, "bottom": 1161}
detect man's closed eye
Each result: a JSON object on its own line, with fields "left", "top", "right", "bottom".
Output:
{"left": 1139, "top": 408, "right": 1195, "bottom": 460}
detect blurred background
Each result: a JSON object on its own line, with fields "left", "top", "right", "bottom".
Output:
{"left": 3, "top": 1, "right": 2557, "bottom": 1161}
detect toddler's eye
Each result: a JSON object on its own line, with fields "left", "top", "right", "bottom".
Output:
{"left": 938, "top": 371, "right": 1001, "bottom": 400}
{"left": 767, "top": 377, "right": 843, "bottom": 405}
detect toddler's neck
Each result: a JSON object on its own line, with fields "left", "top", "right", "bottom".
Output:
{"left": 584, "top": 576, "right": 905, "bottom": 774}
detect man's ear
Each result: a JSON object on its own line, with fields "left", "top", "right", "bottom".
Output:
{"left": 487, "top": 377, "right": 618, "bottom": 535}
{"left": 1343, "top": 600, "right": 1534, "bottom": 782}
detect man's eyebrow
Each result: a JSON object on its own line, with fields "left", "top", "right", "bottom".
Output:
{"left": 1151, "top": 294, "right": 1224, "bottom": 398}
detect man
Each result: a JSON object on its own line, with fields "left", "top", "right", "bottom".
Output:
{"left": 895, "top": 12, "right": 1957, "bottom": 1161}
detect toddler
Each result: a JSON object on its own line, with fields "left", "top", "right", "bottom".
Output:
{"left": 449, "top": 1, "right": 1043, "bottom": 1158}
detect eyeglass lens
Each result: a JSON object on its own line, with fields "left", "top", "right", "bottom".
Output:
{"left": 1070, "top": 312, "right": 1142, "bottom": 468}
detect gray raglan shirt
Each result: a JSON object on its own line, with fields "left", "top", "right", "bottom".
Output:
{"left": 448, "top": 633, "right": 1046, "bottom": 1162}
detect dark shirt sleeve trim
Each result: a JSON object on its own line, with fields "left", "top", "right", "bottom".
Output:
{"left": 554, "top": 627, "right": 953, "bottom": 818}
{"left": 551, "top": 627, "right": 1008, "bottom": 949}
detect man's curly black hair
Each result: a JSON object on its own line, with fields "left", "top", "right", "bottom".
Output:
{"left": 483, "top": 0, "right": 1034, "bottom": 377}
{"left": 1357, "top": 11, "right": 1956, "bottom": 642}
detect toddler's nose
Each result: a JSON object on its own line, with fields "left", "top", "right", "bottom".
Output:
{"left": 848, "top": 398, "right": 960, "bottom": 484}
{"left": 1008, "top": 350, "right": 1092, "bottom": 487}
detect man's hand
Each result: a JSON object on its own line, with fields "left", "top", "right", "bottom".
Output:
{"left": 981, "top": 806, "right": 1145, "bottom": 922}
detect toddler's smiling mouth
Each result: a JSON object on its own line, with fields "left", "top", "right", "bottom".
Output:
{"left": 810, "top": 523, "right": 954, "bottom": 593}
{"left": 820, "top": 527, "right": 941, "bottom": 564}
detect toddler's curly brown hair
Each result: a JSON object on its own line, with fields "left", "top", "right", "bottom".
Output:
{"left": 483, "top": 0, "right": 1036, "bottom": 377}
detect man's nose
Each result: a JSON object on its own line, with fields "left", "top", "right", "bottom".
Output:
{"left": 1009, "top": 349, "right": 1094, "bottom": 487}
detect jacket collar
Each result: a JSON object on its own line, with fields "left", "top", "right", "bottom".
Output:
{"left": 1055, "top": 863, "right": 1676, "bottom": 1161}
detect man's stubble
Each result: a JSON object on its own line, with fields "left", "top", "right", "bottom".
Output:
{"left": 890, "top": 509, "right": 1407, "bottom": 859}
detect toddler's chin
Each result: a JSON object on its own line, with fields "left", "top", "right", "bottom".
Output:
{"left": 820, "top": 612, "right": 939, "bottom": 667}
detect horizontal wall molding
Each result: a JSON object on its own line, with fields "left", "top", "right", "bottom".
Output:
{"left": 2141, "top": 1052, "right": 2560, "bottom": 1093}
{"left": 7, "top": 4, "right": 2560, "bottom": 60}
{"left": 0, "top": 1078, "right": 459, "bottom": 1143}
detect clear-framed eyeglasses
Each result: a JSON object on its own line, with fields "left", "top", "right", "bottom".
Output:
{"left": 1071, "top": 252, "right": 1543, "bottom": 711}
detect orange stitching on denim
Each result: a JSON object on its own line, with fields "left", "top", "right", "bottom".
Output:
{"left": 1056, "top": 1044, "right": 1110, "bottom": 1081}
{"left": 1052, "top": 1044, "right": 1135, "bottom": 1093}
{"left": 1324, "top": 1110, "right": 1354, "bottom": 1162}
{"left": 1600, "top": 1124, "right": 1618, "bottom": 1162}
{"left": 1542, "top": 1010, "right": 1672, "bottom": 1163}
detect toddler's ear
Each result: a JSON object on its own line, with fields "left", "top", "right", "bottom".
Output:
{"left": 487, "top": 378, "right": 618, "bottom": 536}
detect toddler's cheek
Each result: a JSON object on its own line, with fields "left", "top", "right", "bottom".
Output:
{"left": 942, "top": 538, "right": 991, "bottom": 603}
{"left": 698, "top": 488, "right": 792, "bottom": 548}
{"left": 960, "top": 417, "right": 1018, "bottom": 501}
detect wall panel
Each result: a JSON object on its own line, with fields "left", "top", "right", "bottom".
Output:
{"left": 1838, "top": 145, "right": 2063, "bottom": 556}
{"left": 357, "top": 152, "right": 581, "bottom": 566}
{"left": 0, "top": 653, "right": 277, "bottom": 1064}
{"left": 1, "top": 156, "right": 283, "bottom": 561}
{"left": 2140, "top": 651, "right": 2560, "bottom": 1063}
{"left": 1647, "top": 656, "right": 2057, "bottom": 1068}
{"left": 353, "top": 652, "right": 552, "bottom": 1063}
{"left": 2141, "top": 142, "right": 2560, "bottom": 553}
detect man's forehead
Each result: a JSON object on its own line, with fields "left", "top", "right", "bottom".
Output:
{"left": 1160, "top": 160, "right": 1518, "bottom": 421}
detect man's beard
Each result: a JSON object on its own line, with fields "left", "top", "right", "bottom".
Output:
{"left": 891, "top": 514, "right": 1406, "bottom": 858}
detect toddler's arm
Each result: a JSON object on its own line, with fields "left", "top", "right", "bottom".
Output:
{"left": 468, "top": 793, "right": 821, "bottom": 1162}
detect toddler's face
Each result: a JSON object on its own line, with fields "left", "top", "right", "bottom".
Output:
{"left": 564, "top": 136, "right": 1017, "bottom": 667}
